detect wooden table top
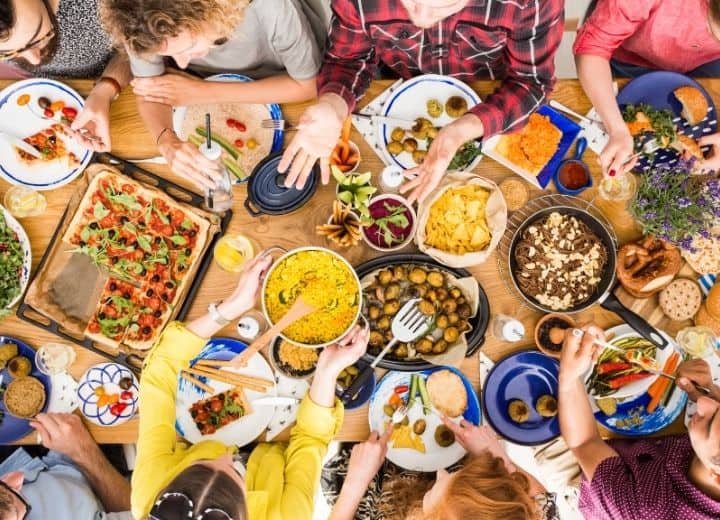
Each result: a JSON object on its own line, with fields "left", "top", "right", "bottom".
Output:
{"left": 3, "top": 78, "right": 716, "bottom": 445}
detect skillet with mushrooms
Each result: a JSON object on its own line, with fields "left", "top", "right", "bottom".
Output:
{"left": 362, "top": 264, "right": 475, "bottom": 361}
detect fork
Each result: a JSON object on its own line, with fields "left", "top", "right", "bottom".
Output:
{"left": 261, "top": 119, "right": 296, "bottom": 131}
{"left": 340, "top": 298, "right": 432, "bottom": 401}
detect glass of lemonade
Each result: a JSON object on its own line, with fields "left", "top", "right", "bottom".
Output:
{"left": 213, "top": 234, "right": 255, "bottom": 272}
{"left": 3, "top": 186, "right": 47, "bottom": 218}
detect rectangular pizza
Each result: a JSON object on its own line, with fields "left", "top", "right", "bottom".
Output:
{"left": 85, "top": 279, "right": 141, "bottom": 346}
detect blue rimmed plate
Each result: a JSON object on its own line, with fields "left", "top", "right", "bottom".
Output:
{"left": 175, "top": 337, "right": 277, "bottom": 447}
{"left": 483, "top": 105, "right": 582, "bottom": 188}
{"left": 0, "top": 78, "right": 92, "bottom": 190}
{"left": 0, "top": 336, "right": 50, "bottom": 442}
{"left": 369, "top": 365, "right": 481, "bottom": 472}
{"left": 617, "top": 71, "right": 717, "bottom": 172}
{"left": 482, "top": 350, "right": 560, "bottom": 446}
{"left": 0, "top": 206, "right": 31, "bottom": 311}
{"left": 378, "top": 74, "right": 483, "bottom": 171}
{"left": 77, "top": 363, "right": 138, "bottom": 426}
{"left": 172, "top": 73, "right": 283, "bottom": 183}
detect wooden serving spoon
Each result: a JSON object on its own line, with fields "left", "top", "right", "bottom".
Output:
{"left": 231, "top": 296, "right": 315, "bottom": 367}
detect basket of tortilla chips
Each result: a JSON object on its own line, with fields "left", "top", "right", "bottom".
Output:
{"left": 415, "top": 172, "right": 507, "bottom": 268}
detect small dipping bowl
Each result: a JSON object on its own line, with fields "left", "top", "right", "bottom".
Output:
{"left": 554, "top": 137, "right": 592, "bottom": 195}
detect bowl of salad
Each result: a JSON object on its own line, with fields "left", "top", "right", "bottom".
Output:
{"left": 0, "top": 206, "right": 31, "bottom": 316}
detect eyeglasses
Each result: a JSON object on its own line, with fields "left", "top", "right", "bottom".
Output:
{"left": 0, "top": 480, "right": 31, "bottom": 520}
{"left": 149, "top": 492, "right": 233, "bottom": 520}
{"left": 0, "top": 26, "right": 56, "bottom": 60}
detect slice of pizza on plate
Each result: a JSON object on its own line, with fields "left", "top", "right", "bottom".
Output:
{"left": 15, "top": 124, "right": 79, "bottom": 168}
{"left": 189, "top": 387, "right": 253, "bottom": 436}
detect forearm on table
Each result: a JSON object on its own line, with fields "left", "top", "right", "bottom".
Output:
{"left": 575, "top": 54, "right": 626, "bottom": 134}
{"left": 207, "top": 75, "right": 317, "bottom": 104}
{"left": 309, "top": 367, "right": 341, "bottom": 408}
{"left": 558, "top": 375, "right": 617, "bottom": 479}
{"left": 137, "top": 98, "right": 176, "bottom": 144}
{"left": 100, "top": 52, "right": 132, "bottom": 88}
{"left": 74, "top": 445, "right": 131, "bottom": 512}
{"left": 185, "top": 301, "right": 249, "bottom": 339}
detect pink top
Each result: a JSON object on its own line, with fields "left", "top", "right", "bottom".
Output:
{"left": 573, "top": 0, "right": 720, "bottom": 72}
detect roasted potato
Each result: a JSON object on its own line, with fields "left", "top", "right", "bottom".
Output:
{"left": 457, "top": 320, "right": 471, "bottom": 333}
{"left": 427, "top": 271, "right": 444, "bottom": 287}
{"left": 418, "top": 299, "right": 435, "bottom": 316}
{"left": 426, "top": 289, "right": 438, "bottom": 302}
{"left": 457, "top": 303, "right": 472, "bottom": 319}
{"left": 384, "top": 300, "right": 400, "bottom": 316}
{"left": 385, "top": 283, "right": 401, "bottom": 301}
{"left": 386, "top": 140, "right": 403, "bottom": 155}
{"left": 448, "top": 312, "right": 460, "bottom": 325}
{"left": 409, "top": 268, "right": 428, "bottom": 284}
{"left": 445, "top": 96, "right": 468, "bottom": 118}
{"left": 411, "top": 117, "right": 433, "bottom": 139}
{"left": 376, "top": 316, "right": 391, "bottom": 331}
{"left": 443, "top": 326, "right": 459, "bottom": 343}
{"left": 368, "top": 305, "right": 382, "bottom": 320}
{"left": 449, "top": 288, "right": 462, "bottom": 299}
{"left": 384, "top": 329, "right": 394, "bottom": 342}
{"left": 412, "top": 149, "right": 427, "bottom": 164}
{"left": 369, "top": 331, "right": 384, "bottom": 346}
{"left": 391, "top": 127, "right": 406, "bottom": 142}
{"left": 393, "top": 265, "right": 407, "bottom": 280}
{"left": 432, "top": 339, "right": 449, "bottom": 354}
{"left": 409, "top": 284, "right": 428, "bottom": 298}
{"left": 377, "top": 269, "right": 393, "bottom": 285}
{"left": 427, "top": 126, "right": 440, "bottom": 139}
{"left": 436, "top": 314, "right": 449, "bottom": 329}
{"left": 426, "top": 99, "right": 443, "bottom": 118}
{"left": 402, "top": 138, "right": 418, "bottom": 153}
{"left": 442, "top": 299, "right": 458, "bottom": 313}
{"left": 416, "top": 338, "right": 434, "bottom": 353}
{"left": 394, "top": 343, "right": 409, "bottom": 358}
{"left": 435, "top": 287, "right": 449, "bottom": 301}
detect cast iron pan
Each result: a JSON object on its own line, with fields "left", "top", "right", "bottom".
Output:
{"left": 355, "top": 253, "right": 490, "bottom": 371}
{"left": 508, "top": 206, "right": 669, "bottom": 348}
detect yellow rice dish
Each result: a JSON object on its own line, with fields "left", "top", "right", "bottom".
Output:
{"left": 264, "top": 250, "right": 360, "bottom": 345}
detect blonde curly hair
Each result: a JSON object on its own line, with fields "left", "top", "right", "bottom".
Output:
{"left": 99, "top": 0, "right": 247, "bottom": 56}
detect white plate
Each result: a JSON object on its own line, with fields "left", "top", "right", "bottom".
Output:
{"left": 368, "top": 368, "right": 481, "bottom": 472}
{"left": 77, "top": 363, "right": 139, "bottom": 426}
{"left": 175, "top": 338, "right": 277, "bottom": 447}
{"left": 377, "top": 74, "right": 482, "bottom": 171}
{"left": 0, "top": 79, "right": 91, "bottom": 190}
{"left": 584, "top": 325, "right": 674, "bottom": 400}
{"left": 1, "top": 206, "right": 31, "bottom": 310}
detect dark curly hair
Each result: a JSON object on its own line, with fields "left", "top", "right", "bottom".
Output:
{"left": 0, "top": 0, "right": 16, "bottom": 41}
{"left": 99, "top": 0, "right": 246, "bottom": 56}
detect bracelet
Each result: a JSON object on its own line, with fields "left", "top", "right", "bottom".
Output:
{"left": 156, "top": 127, "right": 173, "bottom": 146}
{"left": 94, "top": 76, "right": 122, "bottom": 101}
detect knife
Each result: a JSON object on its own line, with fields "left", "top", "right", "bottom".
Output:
{"left": 352, "top": 113, "right": 417, "bottom": 128}
{"left": 0, "top": 132, "right": 41, "bottom": 158}
{"left": 252, "top": 396, "right": 300, "bottom": 406}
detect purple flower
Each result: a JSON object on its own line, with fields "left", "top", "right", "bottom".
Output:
{"left": 644, "top": 211, "right": 657, "bottom": 220}
{"left": 663, "top": 220, "right": 672, "bottom": 231}
{"left": 677, "top": 197, "right": 691, "bottom": 208}
{"left": 699, "top": 229, "right": 712, "bottom": 239}
{"left": 679, "top": 236, "right": 694, "bottom": 250}
{"left": 697, "top": 196, "right": 708, "bottom": 207}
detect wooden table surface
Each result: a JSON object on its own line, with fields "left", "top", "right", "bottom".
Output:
{"left": 4, "top": 78, "right": 716, "bottom": 445}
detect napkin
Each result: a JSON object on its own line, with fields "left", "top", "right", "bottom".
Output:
{"left": 264, "top": 374, "right": 310, "bottom": 441}
{"left": 350, "top": 79, "right": 404, "bottom": 164}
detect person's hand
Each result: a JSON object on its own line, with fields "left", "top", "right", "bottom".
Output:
{"left": 344, "top": 427, "right": 394, "bottom": 489}
{"left": 317, "top": 324, "right": 369, "bottom": 375}
{"left": 131, "top": 73, "right": 205, "bottom": 106}
{"left": 688, "top": 394, "right": 720, "bottom": 472}
{"left": 30, "top": 413, "right": 98, "bottom": 464}
{"left": 401, "top": 114, "right": 483, "bottom": 204}
{"left": 219, "top": 253, "right": 274, "bottom": 320}
{"left": 277, "top": 94, "right": 347, "bottom": 189}
{"left": 677, "top": 359, "right": 720, "bottom": 402}
{"left": 70, "top": 89, "right": 112, "bottom": 152}
{"left": 157, "top": 132, "right": 223, "bottom": 191}
{"left": 559, "top": 324, "right": 604, "bottom": 387}
{"left": 440, "top": 418, "right": 512, "bottom": 466}
{"left": 599, "top": 126, "right": 635, "bottom": 177}
{"left": 697, "top": 133, "right": 720, "bottom": 172}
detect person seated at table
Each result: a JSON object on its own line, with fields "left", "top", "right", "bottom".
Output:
{"left": 573, "top": 0, "right": 720, "bottom": 177}
{"left": 98, "top": 0, "right": 323, "bottom": 194}
{"left": 328, "top": 421, "right": 558, "bottom": 519}
{"left": 0, "top": 412, "right": 131, "bottom": 520}
{"left": 131, "top": 253, "right": 369, "bottom": 520}
{"left": 0, "top": 0, "right": 132, "bottom": 152}
{"left": 277, "top": 0, "right": 564, "bottom": 204}
{"left": 559, "top": 325, "right": 720, "bottom": 519}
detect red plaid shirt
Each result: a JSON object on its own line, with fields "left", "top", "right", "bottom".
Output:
{"left": 318, "top": 0, "right": 564, "bottom": 138}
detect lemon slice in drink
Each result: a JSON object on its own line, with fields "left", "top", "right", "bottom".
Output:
{"left": 213, "top": 234, "right": 254, "bottom": 272}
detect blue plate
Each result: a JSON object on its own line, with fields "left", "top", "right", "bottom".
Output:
{"left": 616, "top": 71, "right": 717, "bottom": 172}
{"left": 337, "top": 358, "right": 376, "bottom": 410}
{"left": 483, "top": 350, "right": 559, "bottom": 446}
{"left": 593, "top": 380, "right": 687, "bottom": 436}
{"left": 0, "top": 336, "right": 51, "bottom": 443}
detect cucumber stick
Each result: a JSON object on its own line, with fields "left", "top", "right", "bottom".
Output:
{"left": 187, "top": 134, "right": 247, "bottom": 180}
{"left": 417, "top": 375, "right": 430, "bottom": 415}
{"left": 195, "top": 126, "right": 241, "bottom": 160}
{"left": 407, "top": 374, "right": 418, "bottom": 409}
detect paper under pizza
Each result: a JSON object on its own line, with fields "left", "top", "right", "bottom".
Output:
{"left": 62, "top": 170, "right": 211, "bottom": 350}
{"left": 15, "top": 124, "right": 80, "bottom": 168}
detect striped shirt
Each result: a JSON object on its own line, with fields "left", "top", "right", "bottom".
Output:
{"left": 579, "top": 435, "right": 720, "bottom": 519}
{"left": 317, "top": 0, "right": 564, "bottom": 138}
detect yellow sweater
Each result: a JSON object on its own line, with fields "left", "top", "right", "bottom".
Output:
{"left": 131, "top": 322, "right": 343, "bottom": 519}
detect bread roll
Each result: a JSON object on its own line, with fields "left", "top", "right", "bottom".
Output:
{"left": 674, "top": 86, "right": 709, "bottom": 126}
{"left": 706, "top": 283, "right": 720, "bottom": 320}
{"left": 695, "top": 302, "right": 720, "bottom": 336}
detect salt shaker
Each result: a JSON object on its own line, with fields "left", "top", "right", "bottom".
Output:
{"left": 491, "top": 314, "right": 525, "bottom": 342}
{"left": 379, "top": 165, "right": 404, "bottom": 193}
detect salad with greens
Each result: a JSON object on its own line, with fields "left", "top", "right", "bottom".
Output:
{"left": 0, "top": 212, "right": 24, "bottom": 317}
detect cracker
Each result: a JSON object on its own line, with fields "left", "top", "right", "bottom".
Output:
{"left": 659, "top": 278, "right": 702, "bottom": 321}
{"left": 682, "top": 231, "right": 720, "bottom": 275}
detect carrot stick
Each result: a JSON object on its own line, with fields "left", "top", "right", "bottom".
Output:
{"left": 647, "top": 352, "right": 680, "bottom": 413}
{"left": 340, "top": 117, "right": 352, "bottom": 144}
{"left": 346, "top": 152, "right": 359, "bottom": 165}
{"left": 337, "top": 164, "right": 353, "bottom": 172}
{"left": 336, "top": 140, "right": 350, "bottom": 162}
{"left": 330, "top": 150, "right": 342, "bottom": 164}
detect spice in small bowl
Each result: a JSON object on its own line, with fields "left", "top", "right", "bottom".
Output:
{"left": 361, "top": 194, "right": 416, "bottom": 252}
{"left": 270, "top": 337, "right": 320, "bottom": 379}
{"left": 534, "top": 313, "right": 575, "bottom": 358}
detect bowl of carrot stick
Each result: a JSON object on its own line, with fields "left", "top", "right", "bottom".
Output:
{"left": 331, "top": 118, "right": 361, "bottom": 173}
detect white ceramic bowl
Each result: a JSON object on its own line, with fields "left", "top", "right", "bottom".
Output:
{"left": 361, "top": 194, "right": 417, "bottom": 252}
{"left": 1, "top": 206, "right": 31, "bottom": 311}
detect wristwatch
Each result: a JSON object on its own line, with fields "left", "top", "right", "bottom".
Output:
{"left": 208, "top": 302, "right": 231, "bottom": 326}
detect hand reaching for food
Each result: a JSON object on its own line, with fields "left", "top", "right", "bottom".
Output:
{"left": 157, "top": 131, "right": 224, "bottom": 192}
{"left": 220, "top": 254, "right": 273, "bottom": 320}
{"left": 599, "top": 126, "right": 635, "bottom": 177}
{"left": 344, "top": 427, "right": 394, "bottom": 489}
{"left": 317, "top": 325, "right": 369, "bottom": 376}
{"left": 559, "top": 325, "right": 604, "bottom": 385}
{"left": 30, "top": 413, "right": 98, "bottom": 464}
{"left": 677, "top": 359, "right": 720, "bottom": 402}
{"left": 440, "top": 418, "right": 513, "bottom": 469}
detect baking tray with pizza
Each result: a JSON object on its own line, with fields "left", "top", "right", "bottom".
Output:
{"left": 17, "top": 154, "right": 231, "bottom": 372}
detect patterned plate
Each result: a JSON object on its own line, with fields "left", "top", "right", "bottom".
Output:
{"left": 77, "top": 363, "right": 139, "bottom": 426}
